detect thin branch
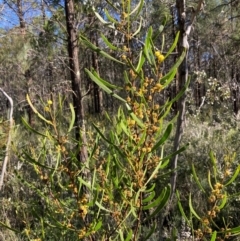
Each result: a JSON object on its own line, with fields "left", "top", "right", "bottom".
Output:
{"left": 228, "top": 14, "right": 240, "bottom": 20}
{"left": 210, "top": 0, "right": 237, "bottom": 12}
{"left": 0, "top": 88, "right": 14, "bottom": 191}
{"left": 199, "top": 96, "right": 206, "bottom": 110}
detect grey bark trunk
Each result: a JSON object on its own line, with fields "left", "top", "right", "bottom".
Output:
{"left": 158, "top": 1, "right": 205, "bottom": 240}
{"left": 170, "top": 0, "right": 188, "bottom": 200}
{"left": 170, "top": 0, "right": 205, "bottom": 200}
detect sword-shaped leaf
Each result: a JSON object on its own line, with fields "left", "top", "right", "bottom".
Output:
{"left": 101, "top": 33, "right": 118, "bottom": 50}
{"left": 151, "top": 123, "right": 173, "bottom": 152}
{"left": 189, "top": 193, "right": 201, "bottom": 220}
{"left": 68, "top": 103, "right": 75, "bottom": 133}
{"left": 85, "top": 69, "right": 126, "bottom": 103}
{"left": 26, "top": 94, "right": 53, "bottom": 125}
{"left": 225, "top": 165, "right": 240, "bottom": 186}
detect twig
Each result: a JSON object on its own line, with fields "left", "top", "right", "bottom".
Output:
{"left": 0, "top": 88, "right": 14, "bottom": 191}
{"left": 199, "top": 96, "right": 206, "bottom": 109}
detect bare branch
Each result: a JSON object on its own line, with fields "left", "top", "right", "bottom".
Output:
{"left": 210, "top": 0, "right": 238, "bottom": 12}
{"left": 0, "top": 88, "right": 14, "bottom": 191}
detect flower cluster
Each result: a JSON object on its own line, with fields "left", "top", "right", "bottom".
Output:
{"left": 44, "top": 99, "right": 53, "bottom": 112}
{"left": 155, "top": 51, "right": 165, "bottom": 64}
{"left": 195, "top": 180, "right": 230, "bottom": 240}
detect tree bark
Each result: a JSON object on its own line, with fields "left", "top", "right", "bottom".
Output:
{"left": 170, "top": 0, "right": 188, "bottom": 200}
{"left": 170, "top": 0, "right": 205, "bottom": 200}
{"left": 64, "top": 0, "right": 88, "bottom": 164}
{"left": 89, "top": 14, "right": 103, "bottom": 113}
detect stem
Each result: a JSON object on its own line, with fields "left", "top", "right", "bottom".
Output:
{"left": 133, "top": 191, "right": 143, "bottom": 241}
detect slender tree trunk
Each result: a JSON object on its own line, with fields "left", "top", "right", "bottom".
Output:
{"left": 170, "top": 0, "right": 188, "bottom": 200}
{"left": 41, "top": 0, "right": 46, "bottom": 24}
{"left": 157, "top": 2, "right": 205, "bottom": 240}
{"left": 170, "top": 0, "right": 205, "bottom": 200}
{"left": 15, "top": 0, "right": 33, "bottom": 124}
{"left": 89, "top": 14, "right": 103, "bottom": 114}
{"left": 64, "top": 0, "right": 88, "bottom": 164}
{"left": 16, "top": 0, "right": 25, "bottom": 35}
{"left": 171, "top": 5, "right": 179, "bottom": 113}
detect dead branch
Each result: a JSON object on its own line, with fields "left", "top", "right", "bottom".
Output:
{"left": 0, "top": 88, "right": 14, "bottom": 191}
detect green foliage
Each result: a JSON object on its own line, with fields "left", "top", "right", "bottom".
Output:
{"left": 176, "top": 115, "right": 240, "bottom": 241}
{"left": 0, "top": 119, "right": 9, "bottom": 150}
{"left": 1, "top": 1, "right": 240, "bottom": 241}
{"left": 0, "top": 1, "right": 188, "bottom": 240}
{"left": 178, "top": 150, "right": 240, "bottom": 240}
{"left": 9, "top": 55, "right": 184, "bottom": 239}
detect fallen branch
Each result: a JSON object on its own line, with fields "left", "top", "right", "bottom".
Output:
{"left": 0, "top": 88, "right": 14, "bottom": 191}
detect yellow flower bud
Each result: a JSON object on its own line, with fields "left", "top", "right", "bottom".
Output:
{"left": 121, "top": 54, "right": 127, "bottom": 60}
{"left": 47, "top": 100, "right": 53, "bottom": 105}
{"left": 157, "top": 54, "right": 165, "bottom": 63}
{"left": 155, "top": 51, "right": 161, "bottom": 57}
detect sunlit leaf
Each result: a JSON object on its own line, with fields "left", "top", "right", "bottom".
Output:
{"left": 143, "top": 186, "right": 166, "bottom": 210}
{"left": 132, "top": 17, "right": 143, "bottom": 37}
{"left": 189, "top": 193, "right": 201, "bottom": 220}
{"left": 100, "top": 33, "right": 118, "bottom": 51}
{"left": 145, "top": 183, "right": 156, "bottom": 193}
{"left": 92, "top": 7, "right": 115, "bottom": 28}
{"left": 164, "top": 31, "right": 180, "bottom": 59}
{"left": 191, "top": 164, "right": 206, "bottom": 193}
{"left": 105, "top": 8, "right": 119, "bottom": 24}
{"left": 94, "top": 220, "right": 102, "bottom": 232}
{"left": 210, "top": 231, "right": 217, "bottom": 241}
{"left": 136, "top": 50, "right": 145, "bottom": 73}
{"left": 208, "top": 170, "right": 214, "bottom": 190}
{"left": 81, "top": 35, "right": 124, "bottom": 64}
{"left": 209, "top": 150, "right": 217, "bottom": 178}
{"left": 120, "top": 120, "right": 130, "bottom": 137}
{"left": 130, "top": 202, "right": 138, "bottom": 218}
{"left": 144, "top": 157, "right": 165, "bottom": 186}
{"left": 77, "top": 176, "right": 92, "bottom": 190}
{"left": 225, "top": 165, "right": 240, "bottom": 186}
{"left": 143, "top": 27, "right": 154, "bottom": 66}
{"left": 145, "top": 184, "right": 171, "bottom": 220}
{"left": 228, "top": 226, "right": 240, "bottom": 234}
{"left": 26, "top": 94, "right": 53, "bottom": 125}
{"left": 129, "top": 0, "right": 143, "bottom": 17}
{"left": 219, "top": 192, "right": 227, "bottom": 209}
{"left": 95, "top": 201, "right": 113, "bottom": 213}
{"left": 85, "top": 68, "right": 126, "bottom": 103}
{"left": 68, "top": 103, "right": 75, "bottom": 132}
{"left": 50, "top": 151, "right": 61, "bottom": 179}
{"left": 125, "top": 229, "right": 133, "bottom": 241}
{"left": 142, "top": 191, "right": 155, "bottom": 203}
